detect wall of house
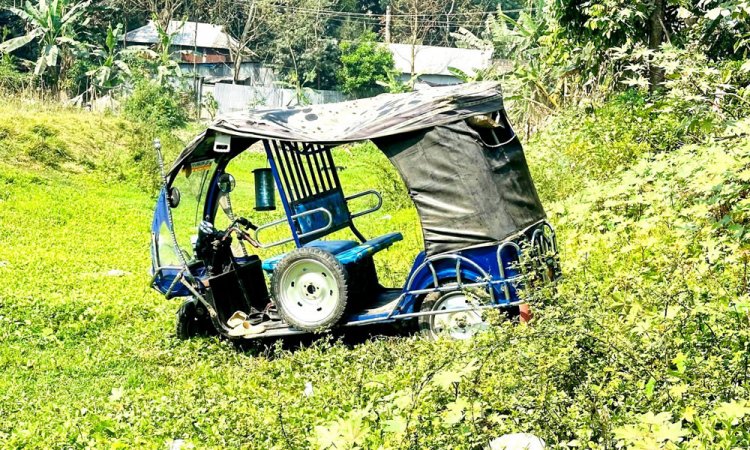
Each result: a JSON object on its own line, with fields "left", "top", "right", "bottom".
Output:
{"left": 206, "top": 83, "right": 346, "bottom": 115}
{"left": 179, "top": 62, "right": 278, "bottom": 85}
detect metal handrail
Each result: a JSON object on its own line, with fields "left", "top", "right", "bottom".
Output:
{"left": 346, "top": 190, "right": 383, "bottom": 219}
{"left": 253, "top": 207, "right": 334, "bottom": 249}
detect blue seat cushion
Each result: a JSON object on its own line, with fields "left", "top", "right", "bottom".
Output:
{"left": 261, "top": 233, "right": 403, "bottom": 272}
{"left": 262, "top": 240, "right": 358, "bottom": 272}
{"left": 336, "top": 232, "right": 403, "bottom": 265}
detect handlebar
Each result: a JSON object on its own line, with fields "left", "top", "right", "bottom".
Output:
{"left": 220, "top": 217, "right": 261, "bottom": 248}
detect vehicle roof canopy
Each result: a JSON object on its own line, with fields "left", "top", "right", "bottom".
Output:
{"left": 169, "top": 82, "right": 504, "bottom": 174}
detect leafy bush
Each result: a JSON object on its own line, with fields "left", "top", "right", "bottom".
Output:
{"left": 0, "top": 55, "right": 27, "bottom": 93}
{"left": 122, "top": 80, "right": 190, "bottom": 130}
{"left": 338, "top": 32, "right": 396, "bottom": 97}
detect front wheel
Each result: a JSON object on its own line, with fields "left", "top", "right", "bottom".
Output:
{"left": 272, "top": 247, "right": 348, "bottom": 332}
{"left": 175, "top": 298, "right": 215, "bottom": 340}
{"left": 418, "top": 290, "right": 489, "bottom": 340}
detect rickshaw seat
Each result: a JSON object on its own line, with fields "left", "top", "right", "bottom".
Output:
{"left": 261, "top": 233, "right": 403, "bottom": 272}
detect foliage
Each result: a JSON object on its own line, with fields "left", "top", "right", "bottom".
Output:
{"left": 0, "top": 0, "right": 91, "bottom": 87}
{"left": 85, "top": 24, "right": 131, "bottom": 96}
{"left": 121, "top": 80, "right": 189, "bottom": 130}
{"left": 0, "top": 54, "right": 28, "bottom": 93}
{"left": 337, "top": 32, "right": 395, "bottom": 96}
{"left": 2, "top": 73, "right": 750, "bottom": 448}
{"left": 264, "top": 0, "right": 342, "bottom": 91}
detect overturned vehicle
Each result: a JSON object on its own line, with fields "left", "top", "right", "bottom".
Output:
{"left": 149, "top": 82, "right": 559, "bottom": 341}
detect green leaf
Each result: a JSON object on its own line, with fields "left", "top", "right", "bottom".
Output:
{"left": 706, "top": 7, "right": 723, "bottom": 20}
{"left": 644, "top": 377, "right": 656, "bottom": 399}
{"left": 433, "top": 370, "right": 462, "bottom": 390}
{"left": 0, "top": 33, "right": 38, "bottom": 53}
{"left": 44, "top": 44, "right": 59, "bottom": 68}
{"left": 442, "top": 398, "right": 468, "bottom": 426}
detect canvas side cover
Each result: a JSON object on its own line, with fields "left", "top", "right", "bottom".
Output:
{"left": 374, "top": 119, "right": 546, "bottom": 256}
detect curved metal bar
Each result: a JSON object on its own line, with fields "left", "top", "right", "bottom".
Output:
{"left": 346, "top": 190, "right": 383, "bottom": 219}
{"left": 254, "top": 207, "right": 334, "bottom": 249}
{"left": 403, "top": 253, "right": 495, "bottom": 302}
{"left": 496, "top": 241, "right": 522, "bottom": 300}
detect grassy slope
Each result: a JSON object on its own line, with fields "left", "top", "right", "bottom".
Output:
{"left": 1, "top": 99, "right": 750, "bottom": 448}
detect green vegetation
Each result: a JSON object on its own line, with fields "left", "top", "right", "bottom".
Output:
{"left": 338, "top": 32, "right": 396, "bottom": 97}
{"left": 1, "top": 0, "right": 750, "bottom": 448}
{"left": 122, "top": 80, "right": 191, "bottom": 130}
{"left": 2, "top": 81, "right": 750, "bottom": 447}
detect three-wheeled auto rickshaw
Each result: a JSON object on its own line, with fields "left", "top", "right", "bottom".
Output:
{"left": 149, "top": 82, "right": 559, "bottom": 341}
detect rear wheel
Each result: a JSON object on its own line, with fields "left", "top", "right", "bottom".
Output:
{"left": 272, "top": 248, "right": 348, "bottom": 332}
{"left": 418, "top": 290, "right": 489, "bottom": 340}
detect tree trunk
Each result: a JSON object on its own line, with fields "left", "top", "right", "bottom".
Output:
{"left": 648, "top": 0, "right": 665, "bottom": 93}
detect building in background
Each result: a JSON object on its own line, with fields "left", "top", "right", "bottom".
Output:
{"left": 387, "top": 43, "right": 501, "bottom": 88}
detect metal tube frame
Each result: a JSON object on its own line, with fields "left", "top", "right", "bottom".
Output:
{"left": 253, "top": 207, "right": 334, "bottom": 248}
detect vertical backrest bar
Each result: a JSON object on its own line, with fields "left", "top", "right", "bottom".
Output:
{"left": 271, "top": 141, "right": 296, "bottom": 203}
{"left": 317, "top": 145, "right": 334, "bottom": 189}
{"left": 324, "top": 147, "right": 342, "bottom": 189}
{"left": 302, "top": 143, "right": 321, "bottom": 194}
{"left": 290, "top": 142, "right": 313, "bottom": 197}
{"left": 282, "top": 141, "right": 310, "bottom": 198}
{"left": 276, "top": 141, "right": 304, "bottom": 201}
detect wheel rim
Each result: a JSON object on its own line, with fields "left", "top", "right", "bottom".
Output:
{"left": 278, "top": 258, "right": 340, "bottom": 327}
{"left": 429, "top": 292, "right": 487, "bottom": 340}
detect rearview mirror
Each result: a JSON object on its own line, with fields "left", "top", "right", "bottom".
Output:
{"left": 217, "top": 173, "right": 236, "bottom": 194}
{"left": 168, "top": 187, "right": 181, "bottom": 208}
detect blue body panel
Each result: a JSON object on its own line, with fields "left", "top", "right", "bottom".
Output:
{"left": 343, "top": 242, "right": 524, "bottom": 324}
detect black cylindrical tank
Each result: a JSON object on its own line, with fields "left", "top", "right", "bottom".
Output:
{"left": 253, "top": 168, "right": 276, "bottom": 211}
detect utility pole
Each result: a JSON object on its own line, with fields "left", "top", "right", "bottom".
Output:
{"left": 385, "top": 5, "right": 391, "bottom": 44}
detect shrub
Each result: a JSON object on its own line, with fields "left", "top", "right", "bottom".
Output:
{"left": 338, "top": 32, "right": 396, "bottom": 97}
{"left": 0, "top": 55, "right": 27, "bottom": 93}
{"left": 122, "top": 80, "right": 189, "bottom": 130}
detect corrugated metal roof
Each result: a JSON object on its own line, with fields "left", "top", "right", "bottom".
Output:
{"left": 123, "top": 21, "right": 239, "bottom": 50}
{"left": 387, "top": 43, "right": 493, "bottom": 76}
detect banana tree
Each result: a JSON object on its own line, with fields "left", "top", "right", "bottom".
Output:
{"left": 0, "top": 0, "right": 91, "bottom": 83}
{"left": 86, "top": 24, "right": 131, "bottom": 95}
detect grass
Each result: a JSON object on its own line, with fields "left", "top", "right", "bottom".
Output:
{"left": 2, "top": 97, "right": 750, "bottom": 448}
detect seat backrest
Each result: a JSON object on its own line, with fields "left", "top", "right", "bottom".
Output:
{"left": 265, "top": 140, "right": 354, "bottom": 245}
{"left": 292, "top": 189, "right": 351, "bottom": 244}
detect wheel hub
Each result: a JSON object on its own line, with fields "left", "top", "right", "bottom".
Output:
{"left": 430, "top": 292, "right": 487, "bottom": 340}
{"left": 278, "top": 259, "right": 340, "bottom": 325}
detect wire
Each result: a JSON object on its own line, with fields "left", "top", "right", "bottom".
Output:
{"left": 232, "top": 0, "right": 535, "bottom": 19}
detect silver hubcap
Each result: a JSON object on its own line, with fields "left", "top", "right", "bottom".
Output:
{"left": 278, "top": 259, "right": 340, "bottom": 327}
{"left": 430, "top": 292, "right": 488, "bottom": 340}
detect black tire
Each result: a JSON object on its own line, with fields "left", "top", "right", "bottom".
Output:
{"left": 272, "top": 247, "right": 348, "bottom": 332}
{"left": 175, "top": 298, "right": 214, "bottom": 340}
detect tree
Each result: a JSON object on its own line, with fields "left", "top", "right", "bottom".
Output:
{"left": 0, "top": 0, "right": 91, "bottom": 90}
{"left": 388, "top": 0, "right": 443, "bottom": 77}
{"left": 210, "top": 0, "right": 273, "bottom": 84}
{"left": 338, "top": 31, "right": 395, "bottom": 96}
{"left": 105, "top": 0, "right": 183, "bottom": 32}
{"left": 86, "top": 24, "right": 131, "bottom": 97}
{"left": 265, "top": 0, "right": 342, "bottom": 90}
